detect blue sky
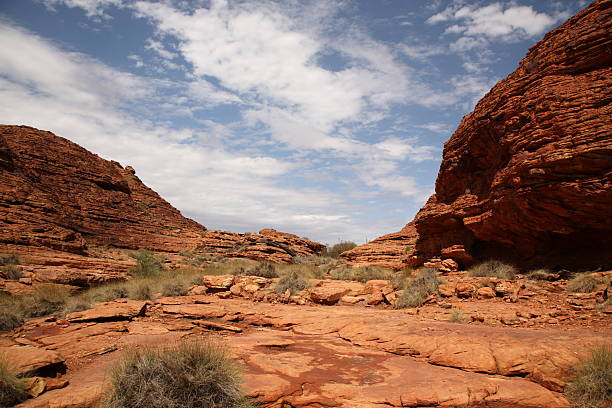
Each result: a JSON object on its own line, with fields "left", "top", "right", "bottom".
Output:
{"left": 0, "top": 0, "right": 589, "bottom": 245}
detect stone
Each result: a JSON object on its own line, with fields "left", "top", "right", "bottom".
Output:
{"left": 308, "top": 282, "right": 353, "bottom": 305}
{"left": 187, "top": 285, "right": 208, "bottom": 296}
{"left": 67, "top": 299, "right": 147, "bottom": 322}
{"left": 495, "top": 281, "right": 514, "bottom": 297}
{"left": 455, "top": 282, "right": 476, "bottom": 298}
{"left": 366, "top": 291, "right": 385, "bottom": 305}
{"left": 476, "top": 286, "right": 496, "bottom": 299}
{"left": 441, "top": 245, "right": 476, "bottom": 267}
{"left": 340, "top": 295, "right": 361, "bottom": 304}
{"left": 438, "top": 283, "right": 455, "bottom": 297}
{"left": 345, "top": 1, "right": 612, "bottom": 271}
{"left": 364, "top": 280, "right": 393, "bottom": 295}
{"left": 23, "top": 377, "right": 46, "bottom": 398}
{"left": 424, "top": 258, "right": 459, "bottom": 273}
{"left": 0, "top": 345, "right": 64, "bottom": 375}
{"left": 201, "top": 275, "right": 234, "bottom": 290}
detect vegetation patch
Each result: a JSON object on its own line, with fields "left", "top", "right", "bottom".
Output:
{"left": 99, "top": 340, "right": 253, "bottom": 408}
{"left": 21, "top": 285, "right": 71, "bottom": 318}
{"left": 274, "top": 271, "right": 310, "bottom": 295}
{"left": 128, "top": 249, "right": 165, "bottom": 278}
{"left": 567, "top": 273, "right": 601, "bottom": 293}
{"left": 564, "top": 345, "right": 611, "bottom": 408}
{"left": 527, "top": 268, "right": 560, "bottom": 281}
{"left": 0, "top": 356, "right": 27, "bottom": 407}
{"left": 448, "top": 309, "right": 469, "bottom": 323}
{"left": 394, "top": 267, "right": 441, "bottom": 309}
{"left": 468, "top": 260, "right": 517, "bottom": 280}
{"left": 235, "top": 263, "right": 278, "bottom": 278}
{"left": 0, "top": 254, "right": 23, "bottom": 281}
{"left": 330, "top": 266, "right": 394, "bottom": 283}
{"left": 325, "top": 242, "right": 357, "bottom": 258}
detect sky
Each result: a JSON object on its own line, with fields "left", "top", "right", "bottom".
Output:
{"left": 0, "top": 0, "right": 589, "bottom": 245}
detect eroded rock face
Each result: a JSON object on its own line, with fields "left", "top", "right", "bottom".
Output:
{"left": 0, "top": 126, "right": 324, "bottom": 268}
{"left": 346, "top": 1, "right": 612, "bottom": 270}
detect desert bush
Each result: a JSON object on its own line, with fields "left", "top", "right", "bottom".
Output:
{"left": 326, "top": 242, "right": 357, "bottom": 258}
{"left": 528, "top": 269, "right": 560, "bottom": 281}
{"left": 395, "top": 267, "right": 441, "bottom": 309}
{"left": 1, "top": 265, "right": 23, "bottom": 280}
{"left": 0, "top": 254, "right": 20, "bottom": 266}
{"left": 129, "top": 282, "right": 154, "bottom": 300}
{"left": 330, "top": 266, "right": 394, "bottom": 283}
{"left": 564, "top": 345, "right": 611, "bottom": 408}
{"left": 239, "top": 263, "right": 278, "bottom": 278}
{"left": 21, "top": 285, "right": 70, "bottom": 318}
{"left": 567, "top": 274, "right": 601, "bottom": 293}
{"left": 274, "top": 271, "right": 309, "bottom": 295}
{"left": 468, "top": 260, "right": 517, "bottom": 280}
{"left": 0, "top": 357, "right": 27, "bottom": 407}
{"left": 448, "top": 309, "right": 469, "bottom": 323}
{"left": 99, "top": 340, "right": 252, "bottom": 408}
{"left": 0, "top": 297, "right": 23, "bottom": 332}
{"left": 128, "top": 250, "right": 165, "bottom": 278}
{"left": 162, "top": 282, "right": 189, "bottom": 297}
{"left": 61, "top": 297, "right": 92, "bottom": 315}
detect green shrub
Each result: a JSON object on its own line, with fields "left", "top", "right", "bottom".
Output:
{"left": 330, "top": 266, "right": 393, "bottom": 283}
{"left": 567, "top": 274, "right": 601, "bottom": 293}
{"left": 326, "top": 242, "right": 357, "bottom": 258}
{"left": 128, "top": 250, "right": 165, "bottom": 278}
{"left": 21, "top": 285, "right": 70, "bottom": 317}
{"left": 528, "top": 269, "right": 560, "bottom": 281}
{"left": 0, "top": 254, "right": 20, "bottom": 266}
{"left": 565, "top": 345, "right": 611, "bottom": 408}
{"left": 468, "top": 260, "right": 517, "bottom": 280}
{"left": 395, "top": 268, "right": 441, "bottom": 309}
{"left": 448, "top": 309, "right": 469, "bottom": 323}
{"left": 1, "top": 265, "right": 23, "bottom": 280}
{"left": 99, "top": 340, "right": 253, "bottom": 408}
{"left": 0, "top": 357, "right": 27, "bottom": 407}
{"left": 274, "top": 271, "right": 309, "bottom": 295}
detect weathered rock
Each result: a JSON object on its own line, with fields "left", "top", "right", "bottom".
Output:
{"left": 66, "top": 299, "right": 147, "bottom": 322}
{"left": 438, "top": 283, "right": 455, "bottom": 297}
{"left": 455, "top": 282, "right": 476, "bottom": 298}
{"left": 201, "top": 275, "right": 234, "bottom": 291}
{"left": 308, "top": 281, "right": 356, "bottom": 305}
{"left": 0, "top": 345, "right": 64, "bottom": 375}
{"left": 476, "top": 286, "right": 496, "bottom": 299}
{"left": 345, "top": 1, "right": 612, "bottom": 270}
{"left": 424, "top": 258, "right": 459, "bottom": 273}
{"left": 364, "top": 280, "right": 393, "bottom": 295}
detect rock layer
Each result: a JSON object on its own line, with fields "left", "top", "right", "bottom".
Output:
{"left": 346, "top": 0, "right": 612, "bottom": 269}
{"left": 0, "top": 125, "right": 323, "bottom": 267}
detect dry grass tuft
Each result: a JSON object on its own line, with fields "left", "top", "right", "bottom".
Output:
{"left": 330, "top": 266, "right": 394, "bottom": 283}
{"left": 448, "top": 309, "right": 469, "bottom": 323}
{"left": 0, "top": 356, "right": 27, "bottom": 407}
{"left": 469, "top": 260, "right": 517, "bottom": 280}
{"left": 394, "top": 268, "right": 441, "bottom": 309}
{"left": 99, "top": 340, "right": 253, "bottom": 408}
{"left": 527, "top": 268, "right": 560, "bottom": 281}
{"left": 565, "top": 345, "right": 612, "bottom": 408}
{"left": 567, "top": 274, "right": 601, "bottom": 293}
{"left": 274, "top": 271, "right": 310, "bottom": 295}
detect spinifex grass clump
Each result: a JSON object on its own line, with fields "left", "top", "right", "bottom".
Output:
{"left": 567, "top": 273, "right": 601, "bottom": 293}
{"left": 99, "top": 340, "right": 253, "bottom": 408}
{"left": 21, "top": 285, "right": 70, "bottom": 318}
{"left": 468, "top": 260, "right": 517, "bottom": 280}
{"left": 0, "top": 254, "right": 22, "bottom": 281}
{"left": 394, "top": 267, "right": 441, "bottom": 309}
{"left": 0, "top": 357, "right": 27, "bottom": 407}
{"left": 330, "top": 266, "right": 394, "bottom": 283}
{"left": 565, "top": 345, "right": 612, "bottom": 408}
{"left": 240, "top": 263, "right": 278, "bottom": 278}
{"left": 527, "top": 268, "right": 560, "bottom": 281}
{"left": 274, "top": 271, "right": 309, "bottom": 295}
{"left": 128, "top": 249, "right": 165, "bottom": 278}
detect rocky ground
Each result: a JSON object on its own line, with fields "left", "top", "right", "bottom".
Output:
{"left": 2, "top": 264, "right": 610, "bottom": 408}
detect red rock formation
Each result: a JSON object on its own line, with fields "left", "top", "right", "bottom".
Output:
{"left": 0, "top": 125, "right": 323, "bottom": 270}
{"left": 345, "top": 0, "right": 612, "bottom": 270}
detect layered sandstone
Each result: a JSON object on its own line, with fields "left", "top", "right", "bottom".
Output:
{"left": 0, "top": 125, "right": 323, "bottom": 273}
{"left": 346, "top": 0, "right": 612, "bottom": 270}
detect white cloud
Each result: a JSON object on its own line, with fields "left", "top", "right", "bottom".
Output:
{"left": 41, "top": 0, "right": 122, "bottom": 17}
{"left": 399, "top": 44, "right": 447, "bottom": 61}
{"left": 428, "top": 3, "right": 562, "bottom": 43}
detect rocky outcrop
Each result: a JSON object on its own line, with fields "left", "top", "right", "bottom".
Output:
{"left": 0, "top": 125, "right": 324, "bottom": 267}
{"left": 346, "top": 0, "right": 612, "bottom": 270}
{"left": 340, "top": 223, "right": 417, "bottom": 269}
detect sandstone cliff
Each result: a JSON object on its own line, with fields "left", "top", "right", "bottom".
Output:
{"left": 344, "top": 0, "right": 612, "bottom": 270}
{"left": 0, "top": 125, "right": 323, "bottom": 267}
